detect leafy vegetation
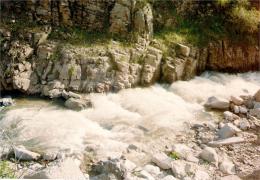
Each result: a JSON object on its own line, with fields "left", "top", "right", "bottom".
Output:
{"left": 154, "top": 0, "right": 260, "bottom": 46}
{"left": 169, "top": 151, "right": 180, "bottom": 160}
{"left": 0, "top": 160, "right": 15, "bottom": 178}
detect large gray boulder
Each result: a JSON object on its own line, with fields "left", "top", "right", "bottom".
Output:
{"left": 24, "top": 158, "right": 86, "bottom": 180}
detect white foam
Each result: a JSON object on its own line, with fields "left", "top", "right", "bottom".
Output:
{"left": 0, "top": 72, "right": 259, "bottom": 159}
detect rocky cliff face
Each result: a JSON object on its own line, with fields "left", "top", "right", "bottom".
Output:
{"left": 0, "top": 0, "right": 259, "bottom": 97}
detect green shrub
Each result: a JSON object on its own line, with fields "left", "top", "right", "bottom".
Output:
{"left": 0, "top": 160, "right": 15, "bottom": 178}
{"left": 169, "top": 151, "right": 180, "bottom": 160}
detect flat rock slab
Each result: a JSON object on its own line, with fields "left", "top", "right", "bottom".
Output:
{"left": 208, "top": 137, "right": 245, "bottom": 147}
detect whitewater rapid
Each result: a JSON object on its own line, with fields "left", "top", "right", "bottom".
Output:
{"left": 0, "top": 72, "right": 259, "bottom": 162}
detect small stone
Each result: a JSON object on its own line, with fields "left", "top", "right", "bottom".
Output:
{"left": 239, "top": 119, "right": 250, "bottom": 130}
{"left": 230, "top": 96, "right": 244, "bottom": 106}
{"left": 204, "top": 96, "right": 229, "bottom": 110}
{"left": 193, "top": 170, "right": 210, "bottom": 180}
{"left": 219, "top": 160, "right": 236, "bottom": 175}
{"left": 208, "top": 137, "right": 245, "bottom": 147}
{"left": 238, "top": 106, "right": 247, "bottom": 114}
{"left": 171, "top": 160, "right": 187, "bottom": 179}
{"left": 233, "top": 106, "right": 239, "bottom": 114}
{"left": 152, "top": 152, "right": 172, "bottom": 170}
{"left": 42, "top": 152, "right": 57, "bottom": 161}
{"left": 143, "top": 164, "right": 160, "bottom": 176}
{"left": 223, "top": 111, "right": 239, "bottom": 121}
{"left": 249, "top": 108, "right": 260, "bottom": 118}
{"left": 218, "top": 123, "right": 241, "bottom": 139}
{"left": 14, "top": 146, "right": 40, "bottom": 161}
{"left": 199, "top": 147, "right": 218, "bottom": 164}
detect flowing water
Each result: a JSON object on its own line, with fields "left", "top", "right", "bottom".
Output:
{"left": 0, "top": 71, "right": 259, "bottom": 164}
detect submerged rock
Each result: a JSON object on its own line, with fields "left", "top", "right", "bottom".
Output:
{"left": 64, "top": 98, "right": 91, "bottom": 111}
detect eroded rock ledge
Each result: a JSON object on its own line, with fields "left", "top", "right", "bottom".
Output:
{"left": 0, "top": 26, "right": 259, "bottom": 97}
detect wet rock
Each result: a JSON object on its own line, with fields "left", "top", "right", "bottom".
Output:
{"left": 24, "top": 158, "right": 86, "bottom": 180}
{"left": 219, "top": 159, "right": 236, "bottom": 175}
{"left": 151, "top": 152, "right": 172, "bottom": 170}
{"left": 208, "top": 137, "right": 245, "bottom": 147}
{"left": 64, "top": 98, "right": 91, "bottom": 111}
{"left": 0, "top": 96, "right": 14, "bottom": 107}
{"left": 230, "top": 96, "right": 244, "bottom": 106}
{"left": 14, "top": 146, "right": 40, "bottom": 161}
{"left": 199, "top": 147, "right": 218, "bottom": 164}
{"left": 218, "top": 123, "right": 241, "bottom": 139}
{"left": 223, "top": 111, "right": 240, "bottom": 121}
{"left": 204, "top": 96, "right": 229, "bottom": 110}
{"left": 254, "top": 89, "right": 260, "bottom": 102}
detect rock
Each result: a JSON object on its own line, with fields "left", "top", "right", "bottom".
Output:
{"left": 161, "top": 175, "right": 178, "bottom": 180}
{"left": 42, "top": 152, "right": 58, "bottom": 161}
{"left": 219, "top": 175, "right": 241, "bottom": 180}
{"left": 171, "top": 144, "right": 192, "bottom": 158}
{"left": 254, "top": 89, "right": 260, "bottom": 102}
{"left": 193, "top": 170, "right": 210, "bottom": 180}
{"left": 208, "top": 137, "right": 245, "bottom": 147}
{"left": 151, "top": 152, "right": 172, "bottom": 170}
{"left": 219, "top": 160, "right": 236, "bottom": 175}
{"left": 239, "top": 119, "right": 250, "bottom": 130}
{"left": 171, "top": 160, "right": 187, "bottom": 179}
{"left": 204, "top": 96, "right": 229, "bottom": 110}
{"left": 233, "top": 105, "right": 240, "bottom": 114}
{"left": 230, "top": 96, "right": 244, "bottom": 106}
{"left": 223, "top": 111, "right": 239, "bottom": 121}
{"left": 218, "top": 123, "right": 241, "bottom": 139}
{"left": 254, "top": 102, "right": 260, "bottom": 109}
{"left": 143, "top": 164, "right": 160, "bottom": 176}
{"left": 138, "top": 170, "right": 155, "bottom": 180}
{"left": 238, "top": 106, "right": 247, "bottom": 114}
{"left": 176, "top": 43, "right": 190, "bottom": 57}
{"left": 0, "top": 96, "right": 14, "bottom": 106}
{"left": 199, "top": 147, "right": 218, "bottom": 164}
{"left": 14, "top": 146, "right": 40, "bottom": 161}
{"left": 64, "top": 98, "right": 91, "bottom": 111}
{"left": 249, "top": 108, "right": 260, "bottom": 118}
{"left": 24, "top": 158, "right": 86, "bottom": 180}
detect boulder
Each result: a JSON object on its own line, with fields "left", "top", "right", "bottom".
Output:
{"left": 199, "top": 147, "right": 218, "bottom": 164}
{"left": 137, "top": 170, "right": 155, "bottom": 180}
{"left": 230, "top": 96, "right": 244, "bottom": 106}
{"left": 151, "top": 152, "right": 172, "bottom": 170}
{"left": 64, "top": 98, "right": 91, "bottom": 111}
{"left": 218, "top": 123, "right": 241, "bottom": 139}
{"left": 204, "top": 96, "right": 229, "bottom": 110}
{"left": 254, "top": 89, "right": 260, "bottom": 102}
{"left": 238, "top": 106, "right": 247, "bottom": 114}
{"left": 24, "top": 158, "right": 86, "bottom": 180}
{"left": 171, "top": 144, "right": 198, "bottom": 163}
{"left": 14, "top": 146, "right": 40, "bottom": 161}
{"left": 208, "top": 137, "right": 245, "bottom": 147}
{"left": 219, "top": 160, "right": 236, "bottom": 175}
